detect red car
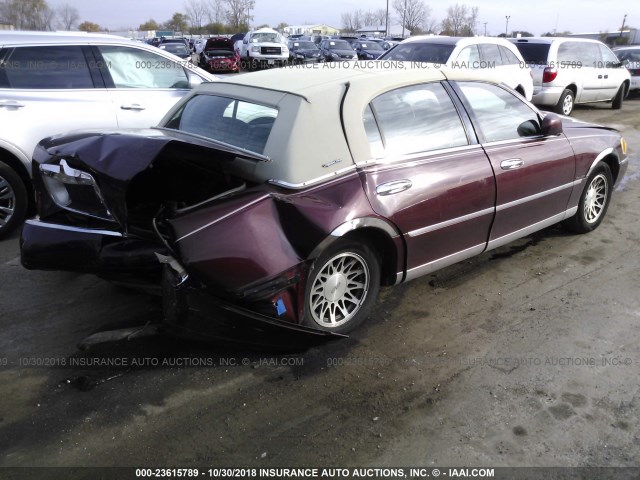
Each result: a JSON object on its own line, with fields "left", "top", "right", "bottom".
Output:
{"left": 201, "top": 37, "right": 240, "bottom": 73}
{"left": 21, "top": 64, "right": 628, "bottom": 338}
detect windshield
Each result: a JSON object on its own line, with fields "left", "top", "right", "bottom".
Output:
{"left": 251, "top": 32, "right": 281, "bottom": 43}
{"left": 329, "top": 40, "right": 353, "bottom": 50}
{"left": 164, "top": 94, "right": 278, "bottom": 154}
{"left": 160, "top": 43, "right": 189, "bottom": 56}
{"left": 381, "top": 43, "right": 455, "bottom": 63}
{"left": 292, "top": 42, "right": 318, "bottom": 50}
{"left": 359, "top": 42, "right": 383, "bottom": 51}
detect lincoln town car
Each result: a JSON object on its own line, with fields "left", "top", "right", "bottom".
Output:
{"left": 20, "top": 64, "right": 628, "bottom": 335}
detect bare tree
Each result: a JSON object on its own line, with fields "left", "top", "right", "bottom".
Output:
{"left": 0, "top": 0, "right": 56, "bottom": 30}
{"left": 341, "top": 10, "right": 364, "bottom": 32}
{"left": 372, "top": 8, "right": 387, "bottom": 26}
{"left": 57, "top": 2, "right": 79, "bottom": 30}
{"left": 206, "top": 0, "right": 226, "bottom": 24}
{"left": 392, "top": 0, "right": 429, "bottom": 34}
{"left": 185, "top": 0, "right": 208, "bottom": 32}
{"left": 441, "top": 3, "right": 478, "bottom": 36}
{"left": 224, "top": 0, "right": 254, "bottom": 30}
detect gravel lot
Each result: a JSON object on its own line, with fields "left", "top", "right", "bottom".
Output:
{"left": 1, "top": 93, "right": 639, "bottom": 475}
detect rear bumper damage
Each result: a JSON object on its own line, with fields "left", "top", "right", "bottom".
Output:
{"left": 21, "top": 219, "right": 344, "bottom": 344}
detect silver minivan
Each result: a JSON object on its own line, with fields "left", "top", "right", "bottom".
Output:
{"left": 510, "top": 37, "right": 630, "bottom": 115}
{"left": 0, "top": 31, "right": 216, "bottom": 238}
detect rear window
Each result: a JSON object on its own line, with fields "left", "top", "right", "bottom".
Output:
{"left": 382, "top": 43, "right": 455, "bottom": 63}
{"left": 165, "top": 94, "right": 278, "bottom": 154}
{"left": 512, "top": 43, "right": 550, "bottom": 65}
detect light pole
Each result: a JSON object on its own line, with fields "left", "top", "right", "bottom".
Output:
{"left": 483, "top": 22, "right": 487, "bottom": 36}
{"left": 505, "top": 15, "right": 510, "bottom": 37}
{"left": 401, "top": 0, "right": 407, "bottom": 38}
{"left": 386, "top": 0, "right": 389, "bottom": 37}
{"left": 620, "top": 14, "right": 627, "bottom": 38}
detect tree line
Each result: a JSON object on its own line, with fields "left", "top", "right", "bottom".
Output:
{"left": 341, "top": 1, "right": 478, "bottom": 36}
{"left": 0, "top": 0, "right": 256, "bottom": 34}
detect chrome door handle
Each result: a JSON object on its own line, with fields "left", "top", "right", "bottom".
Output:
{"left": 120, "top": 104, "right": 146, "bottom": 111}
{"left": 376, "top": 179, "right": 412, "bottom": 196}
{"left": 0, "top": 100, "right": 25, "bottom": 108}
{"left": 500, "top": 159, "right": 524, "bottom": 170}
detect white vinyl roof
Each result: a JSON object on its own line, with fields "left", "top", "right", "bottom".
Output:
{"left": 176, "top": 62, "right": 505, "bottom": 187}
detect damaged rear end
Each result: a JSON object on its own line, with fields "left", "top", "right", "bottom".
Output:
{"left": 21, "top": 130, "right": 338, "bottom": 339}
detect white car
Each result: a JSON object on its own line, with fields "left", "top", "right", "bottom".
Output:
{"left": 379, "top": 36, "right": 534, "bottom": 101}
{"left": 0, "top": 31, "right": 216, "bottom": 238}
{"left": 239, "top": 28, "right": 289, "bottom": 69}
{"left": 510, "top": 37, "right": 631, "bottom": 115}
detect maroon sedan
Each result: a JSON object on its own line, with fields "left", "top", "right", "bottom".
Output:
{"left": 200, "top": 37, "right": 240, "bottom": 73}
{"left": 21, "top": 64, "right": 629, "bottom": 336}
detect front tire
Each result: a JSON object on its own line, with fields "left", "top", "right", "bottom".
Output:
{"left": 302, "top": 239, "right": 380, "bottom": 334}
{"left": 0, "top": 162, "right": 28, "bottom": 239}
{"left": 563, "top": 162, "right": 613, "bottom": 233}
{"left": 554, "top": 88, "right": 575, "bottom": 116}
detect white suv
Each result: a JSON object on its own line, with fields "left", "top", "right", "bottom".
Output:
{"left": 239, "top": 28, "right": 289, "bottom": 69}
{"left": 0, "top": 31, "right": 216, "bottom": 238}
{"left": 510, "top": 37, "right": 630, "bottom": 115}
{"left": 379, "top": 36, "right": 534, "bottom": 100}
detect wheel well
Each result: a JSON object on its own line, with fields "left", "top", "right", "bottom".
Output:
{"left": 342, "top": 227, "right": 398, "bottom": 286}
{"left": 623, "top": 80, "right": 630, "bottom": 96}
{"left": 600, "top": 154, "right": 621, "bottom": 184}
{"left": 566, "top": 84, "right": 577, "bottom": 96}
{"left": 0, "top": 148, "right": 34, "bottom": 211}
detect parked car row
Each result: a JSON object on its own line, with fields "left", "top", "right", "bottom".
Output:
{"left": 0, "top": 31, "right": 216, "bottom": 238}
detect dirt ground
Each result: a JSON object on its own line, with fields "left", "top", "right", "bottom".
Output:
{"left": 1, "top": 97, "right": 639, "bottom": 475}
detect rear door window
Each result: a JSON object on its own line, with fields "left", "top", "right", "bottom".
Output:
{"left": 499, "top": 46, "right": 521, "bottom": 65}
{"left": 479, "top": 44, "right": 503, "bottom": 66}
{"left": 0, "top": 45, "right": 95, "bottom": 89}
{"left": 368, "top": 82, "right": 468, "bottom": 156}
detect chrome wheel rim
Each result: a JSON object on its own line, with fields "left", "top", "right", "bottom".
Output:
{"left": 309, "top": 252, "right": 370, "bottom": 328}
{"left": 584, "top": 173, "right": 608, "bottom": 224}
{"left": 562, "top": 94, "right": 573, "bottom": 115}
{"left": 0, "top": 175, "right": 15, "bottom": 228}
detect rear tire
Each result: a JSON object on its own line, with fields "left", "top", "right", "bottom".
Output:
{"left": 302, "top": 239, "right": 380, "bottom": 334}
{"left": 0, "top": 162, "right": 28, "bottom": 239}
{"left": 612, "top": 84, "right": 625, "bottom": 109}
{"left": 554, "top": 89, "right": 575, "bottom": 116}
{"left": 563, "top": 162, "right": 613, "bottom": 234}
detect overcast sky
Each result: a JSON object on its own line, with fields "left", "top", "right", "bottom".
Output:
{"left": 47, "top": 0, "right": 631, "bottom": 36}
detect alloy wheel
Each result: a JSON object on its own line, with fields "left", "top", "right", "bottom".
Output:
{"left": 583, "top": 173, "right": 608, "bottom": 224}
{"left": 309, "top": 252, "right": 370, "bottom": 328}
{"left": 0, "top": 175, "right": 16, "bottom": 227}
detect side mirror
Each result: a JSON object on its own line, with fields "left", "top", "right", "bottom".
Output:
{"left": 541, "top": 113, "right": 563, "bottom": 136}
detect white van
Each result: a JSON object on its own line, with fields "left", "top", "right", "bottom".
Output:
{"left": 510, "top": 37, "right": 630, "bottom": 115}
